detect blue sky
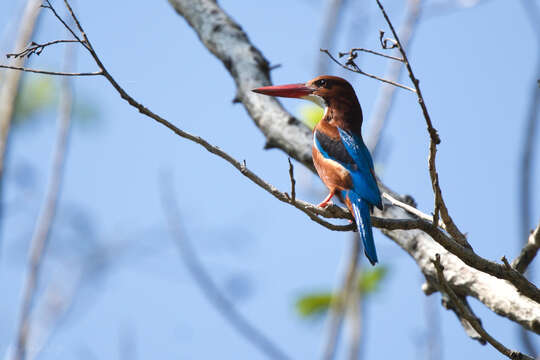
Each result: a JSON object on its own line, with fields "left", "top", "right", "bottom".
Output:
{"left": 1, "top": 0, "right": 538, "bottom": 359}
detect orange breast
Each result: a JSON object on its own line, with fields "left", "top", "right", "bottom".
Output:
{"left": 312, "top": 144, "right": 352, "bottom": 192}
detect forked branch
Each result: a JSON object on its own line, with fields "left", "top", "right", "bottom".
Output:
{"left": 432, "top": 254, "right": 535, "bottom": 360}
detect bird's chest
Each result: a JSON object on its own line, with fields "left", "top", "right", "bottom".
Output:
{"left": 312, "top": 132, "right": 353, "bottom": 191}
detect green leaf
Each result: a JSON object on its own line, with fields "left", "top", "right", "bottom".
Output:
{"left": 13, "top": 75, "right": 57, "bottom": 124}
{"left": 295, "top": 292, "right": 335, "bottom": 318}
{"left": 358, "top": 266, "right": 388, "bottom": 294}
{"left": 298, "top": 103, "right": 323, "bottom": 130}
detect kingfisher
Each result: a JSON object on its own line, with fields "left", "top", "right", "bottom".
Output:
{"left": 253, "top": 75, "right": 383, "bottom": 265}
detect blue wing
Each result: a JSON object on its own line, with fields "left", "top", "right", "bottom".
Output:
{"left": 337, "top": 128, "right": 382, "bottom": 209}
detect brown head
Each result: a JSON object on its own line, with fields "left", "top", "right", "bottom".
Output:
{"left": 252, "top": 75, "right": 363, "bottom": 133}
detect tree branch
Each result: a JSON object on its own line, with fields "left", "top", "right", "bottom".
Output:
{"left": 432, "top": 254, "right": 535, "bottom": 360}
{"left": 0, "top": 65, "right": 101, "bottom": 76}
{"left": 513, "top": 223, "right": 540, "bottom": 274}
{"left": 6, "top": 39, "right": 79, "bottom": 59}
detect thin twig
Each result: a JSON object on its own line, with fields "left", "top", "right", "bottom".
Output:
{"left": 287, "top": 158, "right": 296, "bottom": 203}
{"left": 432, "top": 254, "right": 534, "bottom": 360}
{"left": 320, "top": 49, "right": 416, "bottom": 92}
{"left": 375, "top": 0, "right": 469, "bottom": 248}
{"left": 339, "top": 47, "right": 404, "bottom": 63}
{"left": 512, "top": 223, "right": 540, "bottom": 274}
{"left": 42, "top": 0, "right": 82, "bottom": 44}
{"left": 14, "top": 40, "right": 75, "bottom": 360}
{"left": 0, "top": 65, "right": 101, "bottom": 76}
{"left": 6, "top": 39, "right": 79, "bottom": 58}
{"left": 160, "top": 175, "right": 292, "bottom": 360}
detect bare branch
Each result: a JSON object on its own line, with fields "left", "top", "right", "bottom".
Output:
{"left": 321, "top": 48, "right": 416, "bottom": 92}
{"left": 287, "top": 158, "right": 296, "bottom": 203}
{"left": 42, "top": 0, "right": 82, "bottom": 44}
{"left": 0, "top": 65, "right": 101, "bottom": 76}
{"left": 160, "top": 176, "right": 292, "bottom": 360}
{"left": 6, "top": 39, "right": 79, "bottom": 58}
{"left": 513, "top": 224, "right": 540, "bottom": 274}
{"left": 439, "top": 290, "right": 484, "bottom": 344}
{"left": 338, "top": 47, "right": 404, "bottom": 63}
{"left": 432, "top": 254, "right": 535, "bottom": 360}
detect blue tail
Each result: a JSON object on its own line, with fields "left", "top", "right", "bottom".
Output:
{"left": 347, "top": 191, "right": 378, "bottom": 266}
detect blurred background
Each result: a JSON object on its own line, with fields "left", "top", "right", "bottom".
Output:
{"left": 0, "top": 0, "right": 538, "bottom": 359}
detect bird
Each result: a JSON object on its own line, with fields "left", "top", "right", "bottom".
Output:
{"left": 252, "top": 75, "right": 383, "bottom": 265}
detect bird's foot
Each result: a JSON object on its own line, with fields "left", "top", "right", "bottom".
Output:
{"left": 317, "top": 200, "right": 333, "bottom": 208}
{"left": 318, "top": 191, "right": 336, "bottom": 208}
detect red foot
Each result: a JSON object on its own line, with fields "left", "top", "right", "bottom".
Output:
{"left": 318, "top": 190, "right": 335, "bottom": 208}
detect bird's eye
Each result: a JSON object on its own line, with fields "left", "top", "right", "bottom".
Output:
{"left": 316, "top": 79, "right": 327, "bottom": 87}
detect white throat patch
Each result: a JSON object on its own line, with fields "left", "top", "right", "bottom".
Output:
{"left": 301, "top": 94, "right": 326, "bottom": 109}
{"left": 301, "top": 94, "right": 328, "bottom": 119}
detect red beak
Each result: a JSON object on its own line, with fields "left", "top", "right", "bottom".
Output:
{"left": 252, "top": 83, "right": 314, "bottom": 98}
